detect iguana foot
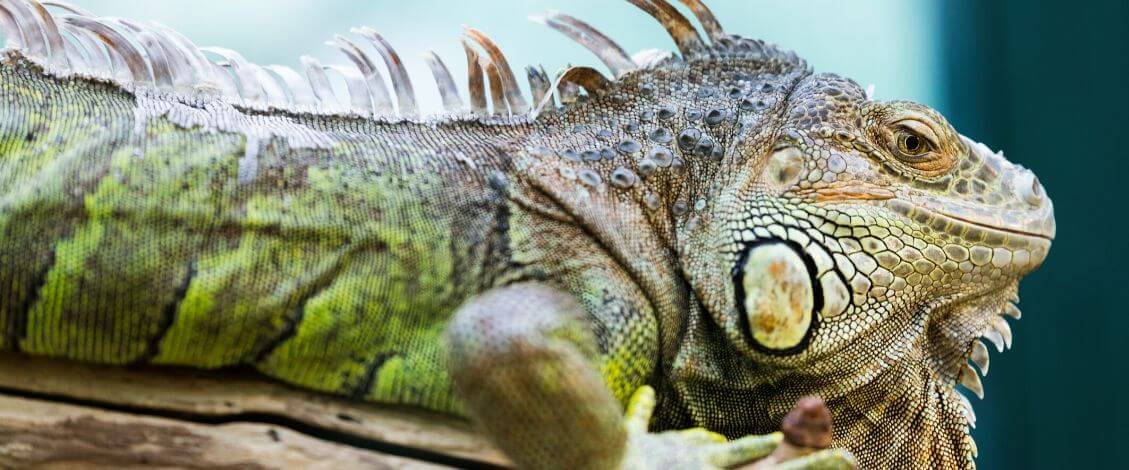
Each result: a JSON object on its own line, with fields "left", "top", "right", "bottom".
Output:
{"left": 621, "top": 386, "right": 857, "bottom": 470}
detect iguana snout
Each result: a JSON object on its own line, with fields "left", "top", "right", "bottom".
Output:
{"left": 900, "top": 134, "right": 1056, "bottom": 247}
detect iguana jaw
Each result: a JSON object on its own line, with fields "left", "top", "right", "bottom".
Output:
{"left": 912, "top": 200, "right": 1055, "bottom": 240}
{"left": 885, "top": 195, "right": 1054, "bottom": 268}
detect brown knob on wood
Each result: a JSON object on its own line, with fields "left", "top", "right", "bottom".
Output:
{"left": 781, "top": 396, "right": 833, "bottom": 449}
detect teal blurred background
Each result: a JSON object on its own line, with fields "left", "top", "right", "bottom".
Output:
{"left": 60, "top": 1, "right": 1129, "bottom": 468}
{"left": 64, "top": 0, "right": 944, "bottom": 112}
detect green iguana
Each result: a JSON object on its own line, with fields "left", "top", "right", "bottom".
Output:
{"left": 0, "top": 0, "right": 1055, "bottom": 468}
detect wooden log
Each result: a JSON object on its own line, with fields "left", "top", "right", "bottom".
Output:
{"left": 0, "top": 394, "right": 448, "bottom": 469}
{"left": 0, "top": 354, "right": 509, "bottom": 468}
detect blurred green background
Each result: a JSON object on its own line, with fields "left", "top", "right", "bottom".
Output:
{"left": 60, "top": 1, "right": 1129, "bottom": 468}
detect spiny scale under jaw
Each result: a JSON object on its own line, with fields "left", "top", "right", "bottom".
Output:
{"left": 968, "top": 340, "right": 989, "bottom": 376}
{"left": 958, "top": 393, "right": 977, "bottom": 429}
{"left": 959, "top": 364, "right": 984, "bottom": 400}
{"left": 980, "top": 306, "right": 1016, "bottom": 354}
{"left": 0, "top": 0, "right": 805, "bottom": 120}
{"left": 1004, "top": 295, "right": 1023, "bottom": 318}
{"left": 958, "top": 302, "right": 1022, "bottom": 405}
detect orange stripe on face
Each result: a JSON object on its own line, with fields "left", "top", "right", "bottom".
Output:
{"left": 810, "top": 185, "right": 897, "bottom": 203}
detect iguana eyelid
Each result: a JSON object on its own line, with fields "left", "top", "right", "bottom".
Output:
{"left": 892, "top": 118, "right": 941, "bottom": 150}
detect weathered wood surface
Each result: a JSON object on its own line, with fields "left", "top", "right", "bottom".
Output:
{"left": 0, "top": 394, "right": 449, "bottom": 469}
{"left": 0, "top": 354, "right": 509, "bottom": 469}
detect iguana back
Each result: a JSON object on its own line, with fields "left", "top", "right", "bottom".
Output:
{"left": 0, "top": 53, "right": 530, "bottom": 411}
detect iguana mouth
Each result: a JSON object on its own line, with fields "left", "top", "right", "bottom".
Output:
{"left": 931, "top": 208, "right": 1054, "bottom": 241}
{"left": 887, "top": 197, "right": 1055, "bottom": 247}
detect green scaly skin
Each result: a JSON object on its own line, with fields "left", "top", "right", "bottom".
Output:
{"left": 0, "top": 1, "right": 1053, "bottom": 468}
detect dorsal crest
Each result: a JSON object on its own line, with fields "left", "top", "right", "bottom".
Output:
{"left": 0, "top": 0, "right": 807, "bottom": 122}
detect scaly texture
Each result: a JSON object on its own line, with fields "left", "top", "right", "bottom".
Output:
{"left": 0, "top": 1, "right": 1054, "bottom": 468}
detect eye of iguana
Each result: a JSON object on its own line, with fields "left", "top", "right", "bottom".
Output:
{"left": 891, "top": 119, "right": 938, "bottom": 161}
{"left": 896, "top": 129, "right": 929, "bottom": 157}
{"left": 871, "top": 109, "right": 959, "bottom": 180}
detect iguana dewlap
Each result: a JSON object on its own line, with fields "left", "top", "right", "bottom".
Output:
{"left": 0, "top": 0, "right": 1054, "bottom": 468}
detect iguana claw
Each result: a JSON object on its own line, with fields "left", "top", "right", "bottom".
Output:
{"left": 622, "top": 386, "right": 856, "bottom": 469}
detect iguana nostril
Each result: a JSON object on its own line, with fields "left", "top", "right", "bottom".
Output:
{"left": 1014, "top": 170, "right": 1044, "bottom": 206}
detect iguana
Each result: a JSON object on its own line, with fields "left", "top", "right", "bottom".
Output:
{"left": 0, "top": 0, "right": 1055, "bottom": 468}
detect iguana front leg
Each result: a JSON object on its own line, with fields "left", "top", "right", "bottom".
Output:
{"left": 445, "top": 282, "right": 629, "bottom": 468}
{"left": 445, "top": 282, "right": 853, "bottom": 469}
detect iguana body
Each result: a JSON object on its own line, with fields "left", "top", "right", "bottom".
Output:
{"left": 0, "top": 1, "right": 1054, "bottom": 469}
{"left": 1, "top": 59, "right": 521, "bottom": 410}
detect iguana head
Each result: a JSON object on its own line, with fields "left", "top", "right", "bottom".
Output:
{"left": 511, "top": 1, "right": 1054, "bottom": 466}
{"left": 513, "top": 2, "right": 1054, "bottom": 466}
{"left": 661, "top": 52, "right": 1055, "bottom": 470}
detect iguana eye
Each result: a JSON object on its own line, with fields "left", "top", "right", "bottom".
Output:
{"left": 896, "top": 130, "right": 930, "bottom": 157}
{"left": 871, "top": 112, "right": 958, "bottom": 179}
{"left": 891, "top": 120, "right": 938, "bottom": 161}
